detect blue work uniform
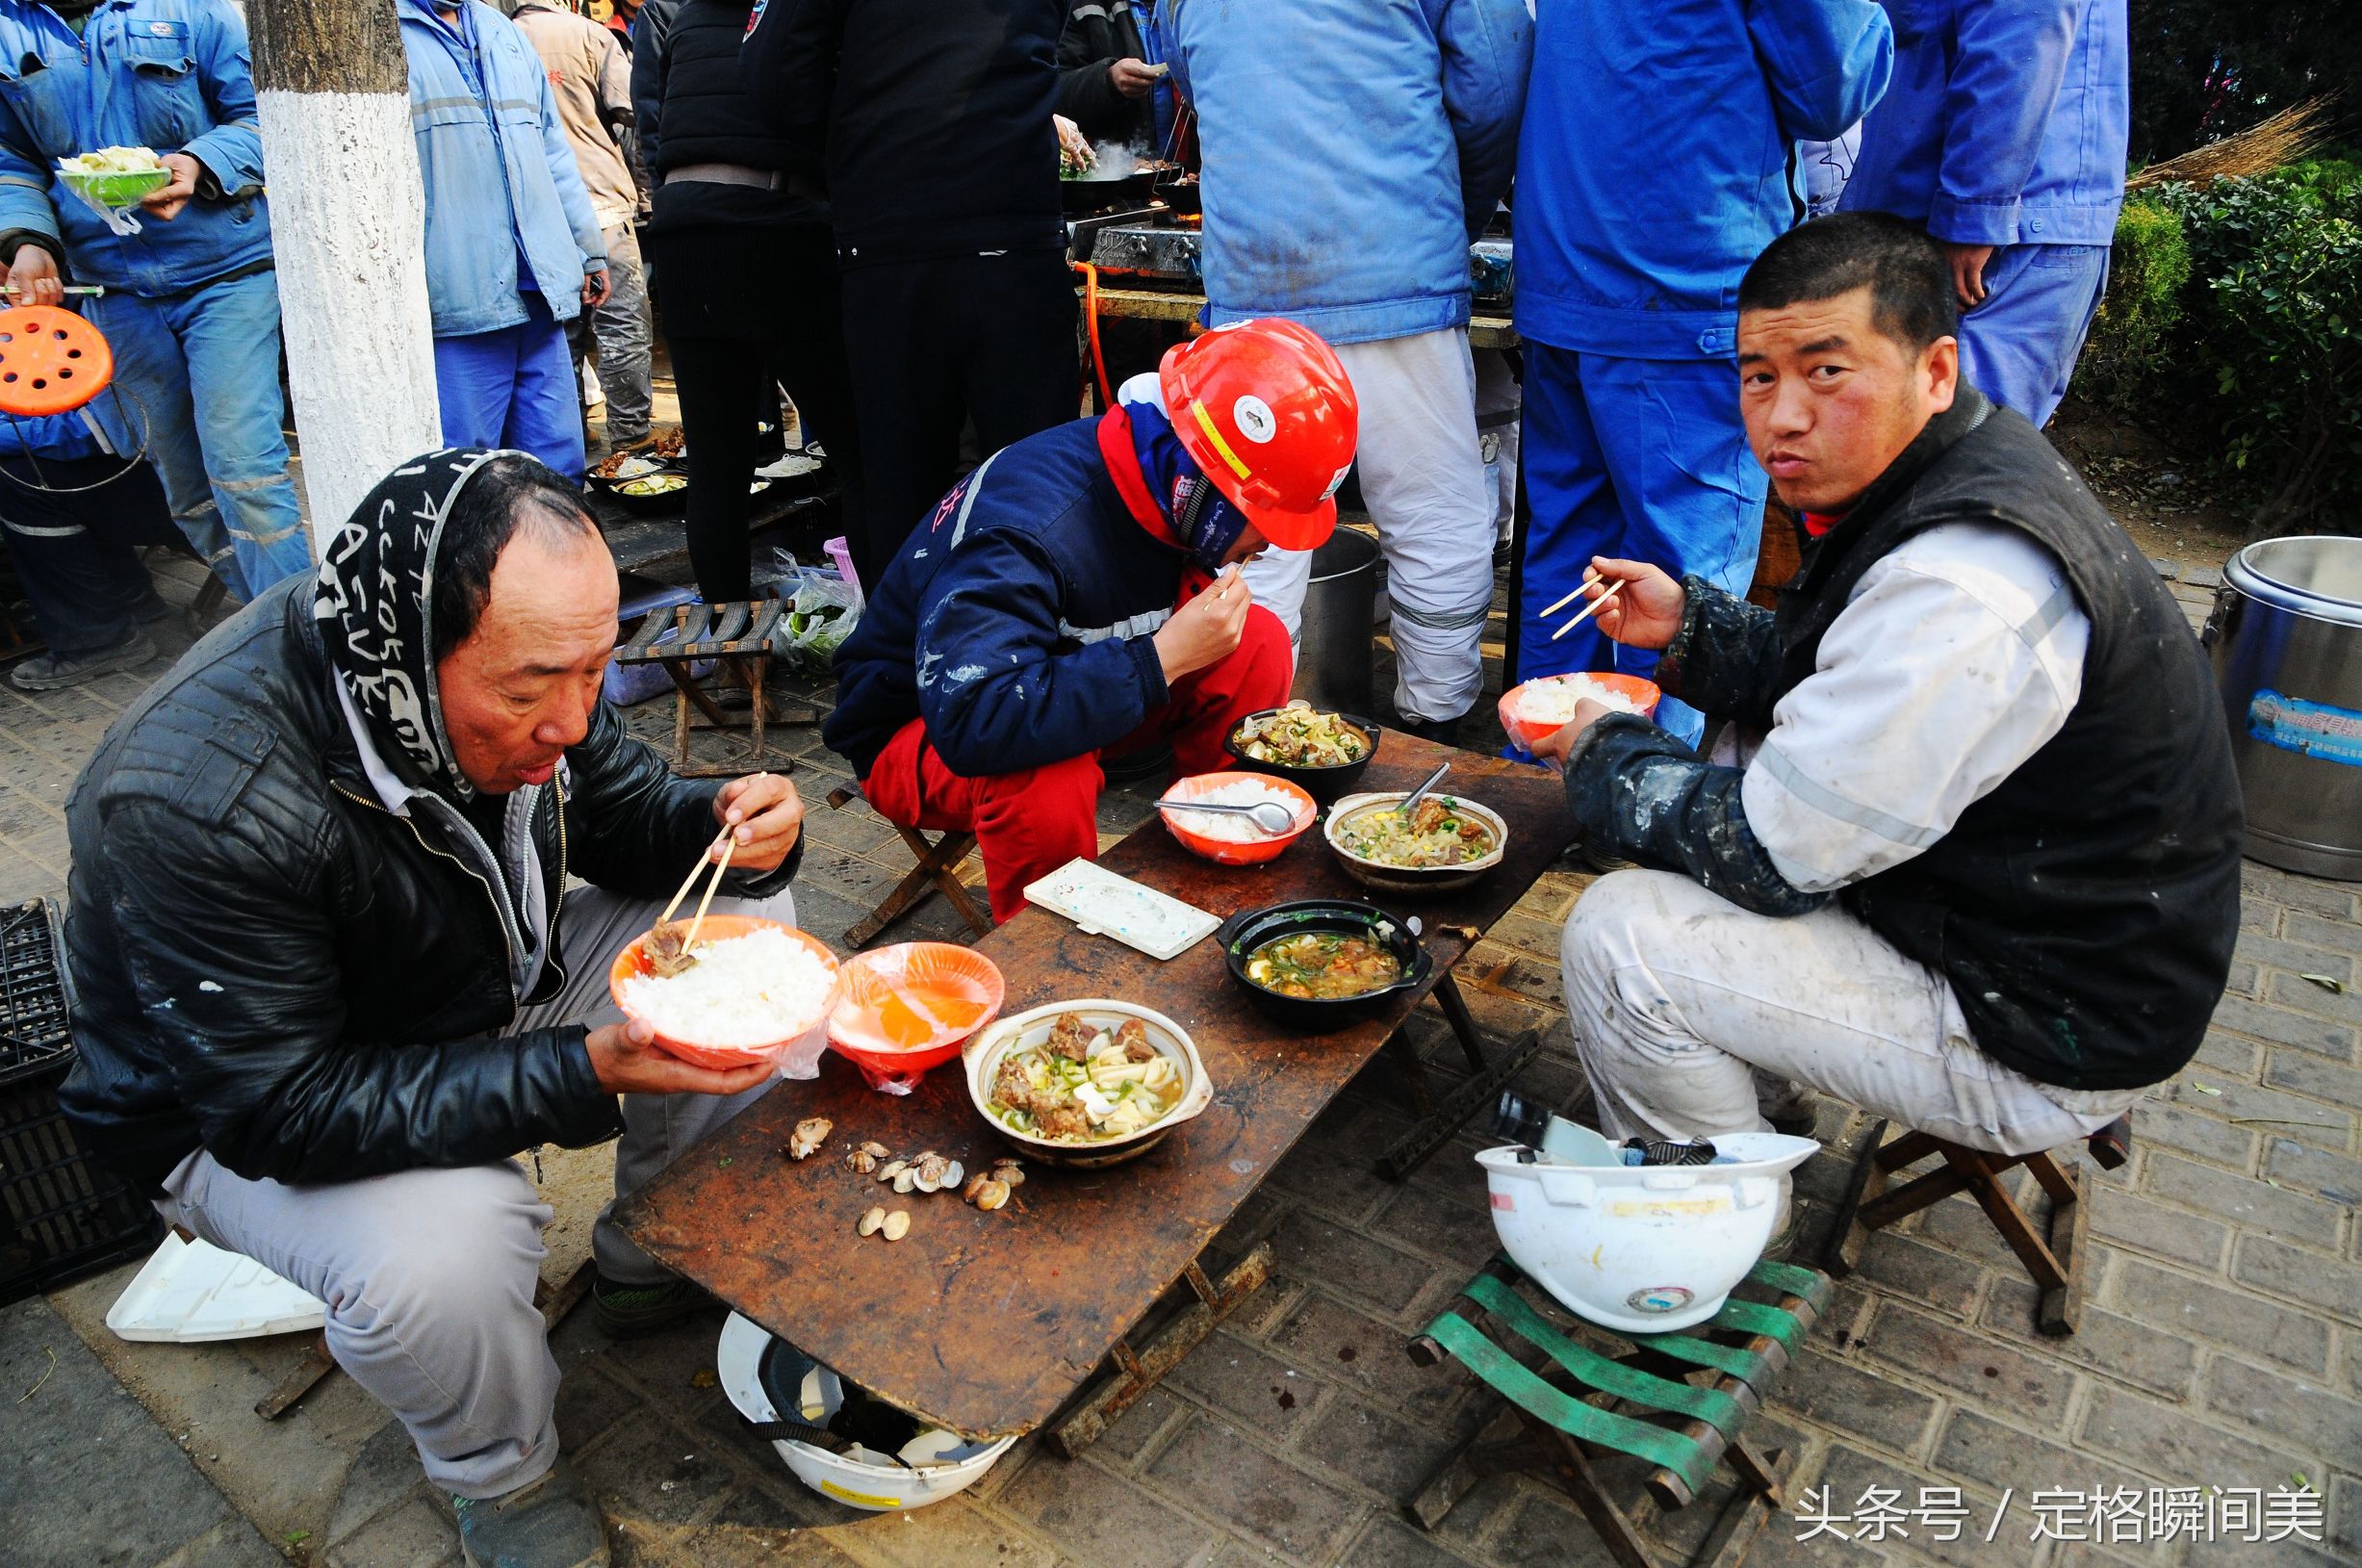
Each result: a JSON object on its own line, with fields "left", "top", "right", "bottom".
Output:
{"left": 0, "top": 397, "right": 174, "bottom": 658}
{"left": 1510, "top": 0, "right": 1890, "bottom": 744}
{"left": 0, "top": 0, "right": 309, "bottom": 600}
{"left": 398, "top": 0, "right": 607, "bottom": 483}
{"left": 1840, "top": 0, "right": 2128, "bottom": 428}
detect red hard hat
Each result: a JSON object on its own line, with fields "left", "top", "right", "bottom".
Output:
{"left": 1159, "top": 318, "right": 1357, "bottom": 551}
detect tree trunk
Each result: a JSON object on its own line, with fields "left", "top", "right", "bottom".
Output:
{"left": 249, "top": 0, "right": 440, "bottom": 544}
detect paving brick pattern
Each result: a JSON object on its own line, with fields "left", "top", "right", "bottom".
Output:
{"left": 5, "top": 550, "right": 2356, "bottom": 1567}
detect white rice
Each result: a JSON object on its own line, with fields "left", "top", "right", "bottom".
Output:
{"left": 1517, "top": 675, "right": 1648, "bottom": 726}
{"left": 620, "top": 927, "right": 835, "bottom": 1047}
{"left": 1166, "top": 780, "right": 1303, "bottom": 842}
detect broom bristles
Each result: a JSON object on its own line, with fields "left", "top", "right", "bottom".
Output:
{"left": 2127, "top": 98, "right": 2338, "bottom": 192}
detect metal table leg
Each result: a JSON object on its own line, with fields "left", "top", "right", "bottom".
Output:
{"left": 1377, "top": 973, "right": 1543, "bottom": 1181}
{"left": 1047, "top": 1240, "right": 1273, "bottom": 1458}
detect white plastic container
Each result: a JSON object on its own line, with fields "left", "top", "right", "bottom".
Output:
{"left": 1478, "top": 1133, "right": 1820, "bottom": 1333}
{"left": 716, "top": 1313, "right": 1014, "bottom": 1511}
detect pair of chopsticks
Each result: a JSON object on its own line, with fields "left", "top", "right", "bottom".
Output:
{"left": 657, "top": 830, "right": 738, "bottom": 953}
{"left": 1542, "top": 577, "right": 1626, "bottom": 642}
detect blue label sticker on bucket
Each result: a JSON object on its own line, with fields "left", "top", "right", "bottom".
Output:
{"left": 2248, "top": 689, "right": 2362, "bottom": 767}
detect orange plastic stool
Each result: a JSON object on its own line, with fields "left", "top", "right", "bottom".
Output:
{"left": 0, "top": 305, "right": 113, "bottom": 417}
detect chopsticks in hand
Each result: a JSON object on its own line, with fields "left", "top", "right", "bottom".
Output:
{"left": 1546, "top": 576, "right": 1626, "bottom": 643}
{"left": 656, "top": 828, "right": 736, "bottom": 949}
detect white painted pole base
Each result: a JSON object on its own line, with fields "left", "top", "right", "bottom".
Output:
{"left": 258, "top": 87, "right": 443, "bottom": 549}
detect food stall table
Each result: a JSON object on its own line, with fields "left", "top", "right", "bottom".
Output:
{"left": 615, "top": 734, "right": 1577, "bottom": 1446}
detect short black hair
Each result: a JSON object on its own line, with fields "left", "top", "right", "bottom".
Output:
{"left": 1738, "top": 212, "right": 1958, "bottom": 352}
{"left": 430, "top": 453, "right": 602, "bottom": 663}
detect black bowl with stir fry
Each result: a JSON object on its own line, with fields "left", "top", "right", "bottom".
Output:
{"left": 1223, "top": 702, "right": 1383, "bottom": 802}
{"left": 1219, "top": 898, "right": 1431, "bottom": 1030}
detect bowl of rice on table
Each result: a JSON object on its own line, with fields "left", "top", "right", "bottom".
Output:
{"left": 608, "top": 915, "right": 842, "bottom": 1071}
{"left": 1156, "top": 770, "right": 1318, "bottom": 865}
{"left": 1497, "top": 673, "right": 1661, "bottom": 754}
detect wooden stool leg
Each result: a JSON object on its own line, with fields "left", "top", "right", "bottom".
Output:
{"left": 1405, "top": 1404, "right": 1528, "bottom": 1530}
{"left": 1826, "top": 1118, "right": 1889, "bottom": 1276}
{"left": 2031, "top": 1154, "right": 2087, "bottom": 1337}
{"left": 1537, "top": 1419, "right": 1657, "bottom": 1568}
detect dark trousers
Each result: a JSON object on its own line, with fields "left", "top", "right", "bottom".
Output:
{"left": 0, "top": 454, "right": 174, "bottom": 655}
{"left": 837, "top": 247, "right": 1079, "bottom": 581}
{"left": 651, "top": 224, "right": 866, "bottom": 603}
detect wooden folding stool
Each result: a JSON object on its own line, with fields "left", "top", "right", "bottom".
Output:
{"left": 1825, "top": 1114, "right": 2132, "bottom": 1336}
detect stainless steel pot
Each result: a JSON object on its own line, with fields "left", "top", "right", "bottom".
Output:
{"left": 2206, "top": 536, "right": 2362, "bottom": 880}
{"left": 1293, "top": 527, "right": 1380, "bottom": 714}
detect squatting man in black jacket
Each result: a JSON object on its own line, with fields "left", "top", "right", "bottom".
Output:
{"left": 60, "top": 451, "right": 807, "bottom": 1568}
{"left": 1534, "top": 215, "right": 2241, "bottom": 1205}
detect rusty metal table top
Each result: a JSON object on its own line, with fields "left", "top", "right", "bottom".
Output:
{"left": 615, "top": 734, "right": 1575, "bottom": 1438}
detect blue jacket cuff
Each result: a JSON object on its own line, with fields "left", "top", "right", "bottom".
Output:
{"left": 1928, "top": 196, "right": 2021, "bottom": 248}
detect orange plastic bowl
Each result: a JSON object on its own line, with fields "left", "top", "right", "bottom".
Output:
{"left": 607, "top": 915, "right": 842, "bottom": 1070}
{"left": 1157, "top": 771, "right": 1318, "bottom": 865}
{"left": 1498, "top": 674, "right": 1663, "bottom": 754}
{"left": 827, "top": 942, "right": 1007, "bottom": 1092}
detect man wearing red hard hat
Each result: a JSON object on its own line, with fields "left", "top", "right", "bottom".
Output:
{"left": 827, "top": 319, "right": 1358, "bottom": 918}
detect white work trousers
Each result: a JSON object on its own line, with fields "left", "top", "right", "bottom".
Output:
{"left": 1244, "top": 326, "right": 1497, "bottom": 723}
{"left": 1559, "top": 871, "right": 2142, "bottom": 1154}
{"left": 152, "top": 881, "right": 795, "bottom": 1500}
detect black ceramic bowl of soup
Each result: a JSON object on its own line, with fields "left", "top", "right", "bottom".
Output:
{"left": 1219, "top": 898, "right": 1431, "bottom": 1031}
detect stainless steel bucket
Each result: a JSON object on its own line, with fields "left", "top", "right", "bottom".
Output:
{"left": 2206, "top": 535, "right": 2362, "bottom": 880}
{"left": 1293, "top": 528, "right": 1380, "bottom": 714}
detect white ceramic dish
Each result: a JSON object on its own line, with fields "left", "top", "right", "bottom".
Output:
{"left": 962, "top": 998, "right": 1214, "bottom": 1168}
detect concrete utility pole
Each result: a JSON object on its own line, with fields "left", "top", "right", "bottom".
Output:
{"left": 249, "top": 0, "right": 441, "bottom": 542}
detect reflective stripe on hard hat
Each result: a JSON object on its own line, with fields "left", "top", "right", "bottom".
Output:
{"left": 1188, "top": 399, "right": 1253, "bottom": 482}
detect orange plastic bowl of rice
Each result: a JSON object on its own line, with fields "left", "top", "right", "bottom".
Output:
{"left": 608, "top": 915, "right": 842, "bottom": 1070}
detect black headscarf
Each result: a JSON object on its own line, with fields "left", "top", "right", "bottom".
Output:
{"left": 313, "top": 450, "right": 506, "bottom": 804}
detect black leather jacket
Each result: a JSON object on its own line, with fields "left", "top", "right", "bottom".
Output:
{"left": 59, "top": 578, "right": 796, "bottom": 1191}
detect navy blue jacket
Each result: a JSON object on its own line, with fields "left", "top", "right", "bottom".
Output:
{"left": 827, "top": 418, "right": 1181, "bottom": 781}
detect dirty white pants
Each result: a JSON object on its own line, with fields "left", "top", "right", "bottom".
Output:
{"left": 1559, "top": 871, "right": 2141, "bottom": 1154}
{"left": 1243, "top": 326, "right": 1497, "bottom": 724}
{"left": 152, "top": 881, "right": 795, "bottom": 1499}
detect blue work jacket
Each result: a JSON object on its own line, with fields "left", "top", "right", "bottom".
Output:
{"left": 1161, "top": 0, "right": 1531, "bottom": 347}
{"left": 1840, "top": 0, "right": 2127, "bottom": 247}
{"left": 398, "top": 0, "right": 604, "bottom": 338}
{"left": 1513, "top": 0, "right": 1891, "bottom": 359}
{"left": 0, "top": 1, "right": 270, "bottom": 297}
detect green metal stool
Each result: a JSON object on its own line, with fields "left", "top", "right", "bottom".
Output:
{"left": 1405, "top": 1253, "right": 1832, "bottom": 1568}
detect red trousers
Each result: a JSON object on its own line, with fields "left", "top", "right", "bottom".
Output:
{"left": 860, "top": 605, "right": 1293, "bottom": 921}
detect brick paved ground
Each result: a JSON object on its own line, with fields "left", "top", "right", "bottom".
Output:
{"left": 1, "top": 543, "right": 2355, "bottom": 1568}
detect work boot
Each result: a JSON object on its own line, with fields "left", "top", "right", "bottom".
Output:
{"left": 129, "top": 587, "right": 172, "bottom": 623}
{"left": 592, "top": 1272, "right": 719, "bottom": 1337}
{"left": 9, "top": 628, "right": 155, "bottom": 691}
{"left": 452, "top": 1457, "right": 609, "bottom": 1568}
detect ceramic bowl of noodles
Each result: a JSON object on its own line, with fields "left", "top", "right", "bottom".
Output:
{"left": 1322, "top": 789, "right": 1509, "bottom": 895}
{"left": 963, "top": 999, "right": 1213, "bottom": 1169}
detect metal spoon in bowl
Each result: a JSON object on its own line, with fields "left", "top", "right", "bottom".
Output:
{"left": 1395, "top": 760, "right": 1452, "bottom": 817}
{"left": 1156, "top": 796, "right": 1301, "bottom": 835}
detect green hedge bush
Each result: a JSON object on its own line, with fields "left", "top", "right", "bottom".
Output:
{"left": 2091, "top": 161, "right": 2362, "bottom": 535}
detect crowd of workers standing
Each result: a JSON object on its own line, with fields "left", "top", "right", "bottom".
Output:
{"left": 0, "top": 0, "right": 2125, "bottom": 742}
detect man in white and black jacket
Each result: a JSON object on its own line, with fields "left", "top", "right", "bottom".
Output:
{"left": 1536, "top": 213, "right": 2242, "bottom": 1159}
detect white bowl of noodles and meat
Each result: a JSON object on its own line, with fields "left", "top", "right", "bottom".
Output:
{"left": 962, "top": 999, "right": 1214, "bottom": 1169}
{"left": 1322, "top": 789, "right": 1510, "bottom": 894}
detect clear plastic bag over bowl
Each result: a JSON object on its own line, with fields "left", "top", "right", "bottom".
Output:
{"left": 827, "top": 942, "right": 1006, "bottom": 1093}
{"left": 607, "top": 915, "right": 841, "bottom": 1076}
{"left": 1498, "top": 673, "right": 1662, "bottom": 754}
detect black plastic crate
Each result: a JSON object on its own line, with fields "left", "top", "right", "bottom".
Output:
{"left": 0, "top": 898, "right": 162, "bottom": 1304}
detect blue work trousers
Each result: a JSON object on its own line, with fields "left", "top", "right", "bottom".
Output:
{"left": 433, "top": 293, "right": 585, "bottom": 483}
{"left": 1958, "top": 244, "right": 2110, "bottom": 429}
{"left": 86, "top": 272, "right": 312, "bottom": 602}
{"left": 0, "top": 453, "right": 175, "bottom": 655}
{"left": 1515, "top": 345, "right": 1766, "bottom": 748}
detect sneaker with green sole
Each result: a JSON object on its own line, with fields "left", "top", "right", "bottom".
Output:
{"left": 453, "top": 1457, "right": 608, "bottom": 1568}
{"left": 591, "top": 1272, "right": 718, "bottom": 1337}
